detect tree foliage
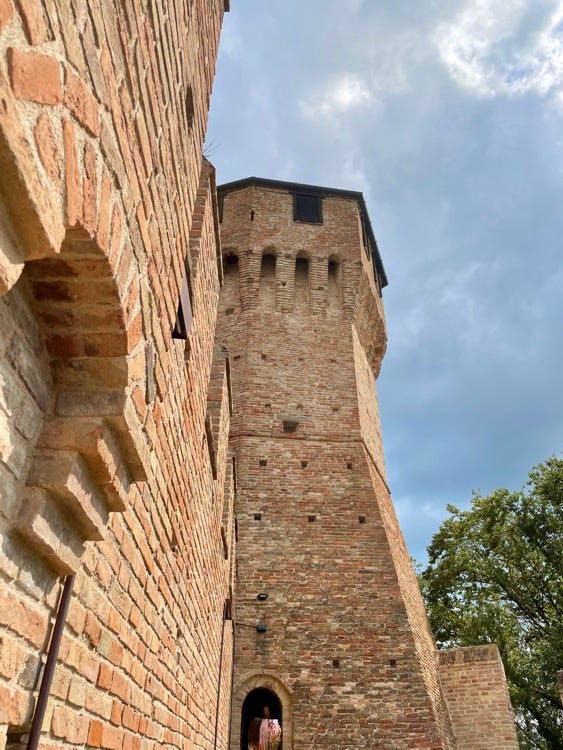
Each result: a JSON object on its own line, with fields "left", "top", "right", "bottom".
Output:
{"left": 419, "top": 456, "right": 563, "bottom": 750}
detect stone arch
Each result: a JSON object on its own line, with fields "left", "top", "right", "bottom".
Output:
{"left": 0, "top": 77, "right": 65, "bottom": 294}
{"left": 231, "top": 671, "right": 293, "bottom": 750}
{"left": 0, "top": 96, "right": 150, "bottom": 575}
{"left": 13, "top": 227, "right": 148, "bottom": 574}
{"left": 262, "top": 244, "right": 279, "bottom": 258}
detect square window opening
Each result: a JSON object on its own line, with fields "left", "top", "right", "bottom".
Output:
{"left": 293, "top": 193, "right": 323, "bottom": 224}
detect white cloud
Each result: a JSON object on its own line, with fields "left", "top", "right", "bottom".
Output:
{"left": 299, "top": 74, "right": 374, "bottom": 118}
{"left": 435, "top": 0, "right": 563, "bottom": 101}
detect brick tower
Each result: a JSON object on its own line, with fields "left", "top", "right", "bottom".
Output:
{"left": 216, "top": 178, "right": 456, "bottom": 749}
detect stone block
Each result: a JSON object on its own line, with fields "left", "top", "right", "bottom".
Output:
{"left": 64, "top": 69, "right": 100, "bottom": 137}
{"left": 8, "top": 48, "right": 62, "bottom": 105}
{"left": 26, "top": 451, "right": 108, "bottom": 541}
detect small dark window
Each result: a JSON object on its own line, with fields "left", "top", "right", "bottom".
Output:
{"left": 172, "top": 265, "right": 193, "bottom": 340}
{"left": 293, "top": 193, "right": 322, "bottom": 224}
{"left": 186, "top": 85, "right": 195, "bottom": 131}
{"left": 332, "top": 658, "right": 340, "bottom": 668}
{"left": 254, "top": 513, "right": 262, "bottom": 521}
{"left": 359, "top": 515, "right": 366, "bottom": 524}
{"left": 283, "top": 420, "right": 298, "bottom": 433}
{"left": 205, "top": 414, "right": 217, "bottom": 480}
{"left": 259, "top": 459, "right": 267, "bottom": 467}
{"left": 308, "top": 515, "right": 316, "bottom": 523}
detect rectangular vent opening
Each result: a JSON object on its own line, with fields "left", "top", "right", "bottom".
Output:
{"left": 254, "top": 513, "right": 262, "bottom": 521}
{"left": 359, "top": 515, "right": 366, "bottom": 524}
{"left": 308, "top": 515, "right": 316, "bottom": 523}
{"left": 259, "top": 459, "right": 267, "bottom": 467}
{"left": 301, "top": 460, "right": 308, "bottom": 468}
{"left": 283, "top": 420, "right": 299, "bottom": 434}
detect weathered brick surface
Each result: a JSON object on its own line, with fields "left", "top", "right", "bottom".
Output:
{"left": 0, "top": 1, "right": 232, "bottom": 749}
{"left": 217, "top": 181, "right": 456, "bottom": 749}
{"left": 437, "top": 646, "right": 519, "bottom": 749}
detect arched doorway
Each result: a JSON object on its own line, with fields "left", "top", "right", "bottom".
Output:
{"left": 241, "top": 688, "right": 282, "bottom": 750}
{"left": 231, "top": 671, "right": 292, "bottom": 750}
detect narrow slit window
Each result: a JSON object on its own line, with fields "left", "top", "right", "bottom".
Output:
{"left": 327, "top": 256, "right": 342, "bottom": 314}
{"left": 222, "top": 254, "right": 240, "bottom": 313}
{"left": 294, "top": 255, "right": 310, "bottom": 313}
{"left": 260, "top": 252, "right": 276, "bottom": 306}
{"left": 205, "top": 414, "right": 217, "bottom": 480}
{"left": 172, "top": 265, "right": 193, "bottom": 340}
{"left": 186, "top": 85, "right": 195, "bottom": 132}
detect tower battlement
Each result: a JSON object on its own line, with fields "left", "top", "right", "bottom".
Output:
{"left": 218, "top": 178, "right": 388, "bottom": 376}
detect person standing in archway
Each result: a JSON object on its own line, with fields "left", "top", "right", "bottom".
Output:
{"left": 248, "top": 706, "right": 282, "bottom": 750}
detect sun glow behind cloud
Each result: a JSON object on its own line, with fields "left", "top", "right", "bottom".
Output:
{"left": 435, "top": 0, "right": 563, "bottom": 101}
{"left": 300, "top": 74, "right": 373, "bottom": 118}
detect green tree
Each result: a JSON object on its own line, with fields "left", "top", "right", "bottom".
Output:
{"left": 419, "top": 456, "right": 563, "bottom": 750}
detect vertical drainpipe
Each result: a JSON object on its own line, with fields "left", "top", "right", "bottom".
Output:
{"left": 226, "top": 622, "right": 235, "bottom": 750}
{"left": 27, "top": 574, "right": 75, "bottom": 750}
{"left": 213, "top": 602, "right": 228, "bottom": 750}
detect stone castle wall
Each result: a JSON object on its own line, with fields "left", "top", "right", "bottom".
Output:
{"left": 0, "top": 1, "right": 234, "bottom": 748}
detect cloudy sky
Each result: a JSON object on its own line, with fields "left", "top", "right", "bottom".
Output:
{"left": 206, "top": 0, "right": 563, "bottom": 563}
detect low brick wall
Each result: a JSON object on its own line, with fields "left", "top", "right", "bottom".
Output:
{"left": 436, "top": 645, "right": 519, "bottom": 749}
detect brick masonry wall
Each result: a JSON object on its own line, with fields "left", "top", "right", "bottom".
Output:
{"left": 437, "top": 646, "right": 519, "bottom": 750}
{"left": 0, "top": 2, "right": 233, "bottom": 749}
{"left": 217, "top": 183, "right": 457, "bottom": 750}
